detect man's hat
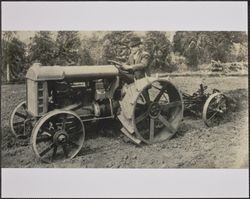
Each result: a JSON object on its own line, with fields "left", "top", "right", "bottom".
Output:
{"left": 129, "top": 36, "right": 142, "bottom": 47}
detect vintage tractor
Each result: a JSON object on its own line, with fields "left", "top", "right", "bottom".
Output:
{"left": 10, "top": 62, "right": 184, "bottom": 163}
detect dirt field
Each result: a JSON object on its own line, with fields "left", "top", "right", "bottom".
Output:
{"left": 1, "top": 76, "right": 248, "bottom": 168}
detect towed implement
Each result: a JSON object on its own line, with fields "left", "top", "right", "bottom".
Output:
{"left": 182, "top": 84, "right": 235, "bottom": 127}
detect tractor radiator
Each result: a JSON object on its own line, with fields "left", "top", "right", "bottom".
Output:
{"left": 27, "top": 80, "right": 48, "bottom": 116}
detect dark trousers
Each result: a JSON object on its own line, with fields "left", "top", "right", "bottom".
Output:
{"left": 119, "top": 70, "right": 135, "bottom": 84}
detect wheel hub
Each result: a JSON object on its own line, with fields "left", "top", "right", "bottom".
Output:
{"left": 53, "top": 131, "right": 68, "bottom": 145}
{"left": 148, "top": 102, "right": 161, "bottom": 118}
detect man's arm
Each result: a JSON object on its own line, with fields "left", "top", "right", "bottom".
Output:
{"left": 122, "top": 52, "right": 150, "bottom": 71}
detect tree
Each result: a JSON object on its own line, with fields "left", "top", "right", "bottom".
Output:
{"left": 101, "top": 31, "right": 136, "bottom": 64}
{"left": 81, "top": 33, "right": 104, "bottom": 65}
{"left": 1, "top": 32, "right": 15, "bottom": 80}
{"left": 172, "top": 31, "right": 248, "bottom": 69}
{"left": 1, "top": 32, "right": 27, "bottom": 81}
{"left": 173, "top": 31, "right": 200, "bottom": 69}
{"left": 144, "top": 31, "right": 172, "bottom": 71}
{"left": 79, "top": 48, "right": 94, "bottom": 65}
{"left": 173, "top": 31, "right": 196, "bottom": 55}
{"left": 28, "top": 31, "right": 57, "bottom": 65}
{"left": 184, "top": 40, "right": 199, "bottom": 70}
{"left": 55, "top": 31, "right": 81, "bottom": 65}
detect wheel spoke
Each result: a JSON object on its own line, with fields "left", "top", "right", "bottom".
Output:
{"left": 216, "top": 100, "right": 226, "bottom": 108}
{"left": 208, "top": 103, "right": 225, "bottom": 112}
{"left": 135, "top": 103, "right": 147, "bottom": 110}
{"left": 207, "top": 109, "right": 216, "bottom": 113}
{"left": 15, "top": 112, "right": 26, "bottom": 119}
{"left": 142, "top": 89, "right": 151, "bottom": 105}
{"left": 149, "top": 118, "right": 155, "bottom": 141}
{"left": 207, "top": 111, "right": 219, "bottom": 122}
{"left": 154, "top": 89, "right": 166, "bottom": 102}
{"left": 16, "top": 134, "right": 28, "bottom": 139}
{"left": 39, "top": 143, "right": 55, "bottom": 157}
{"left": 151, "top": 85, "right": 162, "bottom": 91}
{"left": 161, "top": 101, "right": 182, "bottom": 112}
{"left": 68, "top": 140, "right": 80, "bottom": 148}
{"left": 135, "top": 111, "right": 148, "bottom": 124}
{"left": 68, "top": 129, "right": 83, "bottom": 136}
{"left": 41, "top": 126, "right": 55, "bottom": 135}
{"left": 158, "top": 114, "right": 176, "bottom": 134}
{"left": 212, "top": 97, "right": 225, "bottom": 106}
{"left": 62, "top": 144, "right": 69, "bottom": 158}
{"left": 65, "top": 122, "right": 80, "bottom": 131}
{"left": 36, "top": 135, "right": 52, "bottom": 144}
{"left": 51, "top": 145, "right": 58, "bottom": 161}
{"left": 13, "top": 121, "right": 25, "bottom": 126}
{"left": 61, "top": 114, "right": 67, "bottom": 130}
{"left": 210, "top": 100, "right": 225, "bottom": 109}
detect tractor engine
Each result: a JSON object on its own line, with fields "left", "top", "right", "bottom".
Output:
{"left": 25, "top": 63, "right": 120, "bottom": 120}
{"left": 49, "top": 79, "right": 116, "bottom": 118}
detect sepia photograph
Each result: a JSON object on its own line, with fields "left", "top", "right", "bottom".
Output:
{"left": 1, "top": 30, "right": 248, "bottom": 168}
{"left": 1, "top": 1, "right": 248, "bottom": 198}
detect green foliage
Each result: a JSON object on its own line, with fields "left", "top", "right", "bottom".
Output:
{"left": 173, "top": 31, "right": 200, "bottom": 69}
{"left": 144, "top": 31, "right": 171, "bottom": 55}
{"left": 228, "top": 42, "right": 248, "bottom": 62}
{"left": 28, "top": 31, "right": 57, "bottom": 65}
{"left": 143, "top": 31, "right": 172, "bottom": 71}
{"left": 102, "top": 31, "right": 136, "bottom": 64}
{"left": 237, "top": 42, "right": 248, "bottom": 62}
{"left": 81, "top": 33, "right": 103, "bottom": 65}
{"left": 1, "top": 31, "right": 248, "bottom": 83}
{"left": 55, "top": 31, "right": 81, "bottom": 65}
{"left": 173, "top": 31, "right": 248, "bottom": 69}
{"left": 1, "top": 32, "right": 16, "bottom": 77}
{"left": 79, "top": 48, "right": 94, "bottom": 65}
{"left": 1, "top": 33, "right": 27, "bottom": 81}
{"left": 166, "top": 52, "right": 187, "bottom": 72}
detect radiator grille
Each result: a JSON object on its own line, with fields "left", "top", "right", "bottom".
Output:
{"left": 27, "top": 80, "right": 38, "bottom": 116}
{"left": 27, "top": 80, "right": 48, "bottom": 116}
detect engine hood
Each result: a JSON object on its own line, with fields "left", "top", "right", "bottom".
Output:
{"left": 26, "top": 63, "right": 119, "bottom": 81}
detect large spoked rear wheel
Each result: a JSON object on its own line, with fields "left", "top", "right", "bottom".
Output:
{"left": 133, "top": 79, "right": 183, "bottom": 144}
{"left": 202, "top": 92, "right": 228, "bottom": 127}
{"left": 10, "top": 101, "right": 32, "bottom": 139}
{"left": 31, "top": 110, "right": 85, "bottom": 163}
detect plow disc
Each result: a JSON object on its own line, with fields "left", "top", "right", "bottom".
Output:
{"left": 118, "top": 77, "right": 184, "bottom": 144}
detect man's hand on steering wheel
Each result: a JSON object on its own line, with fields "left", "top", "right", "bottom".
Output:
{"left": 108, "top": 60, "right": 133, "bottom": 73}
{"left": 121, "top": 64, "right": 133, "bottom": 71}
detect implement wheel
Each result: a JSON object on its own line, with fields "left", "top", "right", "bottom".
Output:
{"left": 202, "top": 92, "right": 228, "bottom": 127}
{"left": 31, "top": 110, "right": 85, "bottom": 163}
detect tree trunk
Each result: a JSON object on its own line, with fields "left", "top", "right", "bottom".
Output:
{"left": 7, "top": 64, "right": 10, "bottom": 82}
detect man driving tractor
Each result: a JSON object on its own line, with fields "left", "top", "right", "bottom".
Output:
{"left": 119, "top": 36, "right": 151, "bottom": 83}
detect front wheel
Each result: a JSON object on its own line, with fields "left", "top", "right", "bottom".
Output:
{"left": 10, "top": 101, "right": 32, "bottom": 139}
{"left": 31, "top": 110, "right": 85, "bottom": 163}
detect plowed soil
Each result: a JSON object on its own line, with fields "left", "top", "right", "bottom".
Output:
{"left": 1, "top": 76, "right": 248, "bottom": 168}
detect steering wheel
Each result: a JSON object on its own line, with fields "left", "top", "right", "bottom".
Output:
{"left": 108, "top": 60, "right": 130, "bottom": 74}
{"left": 108, "top": 60, "right": 123, "bottom": 69}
